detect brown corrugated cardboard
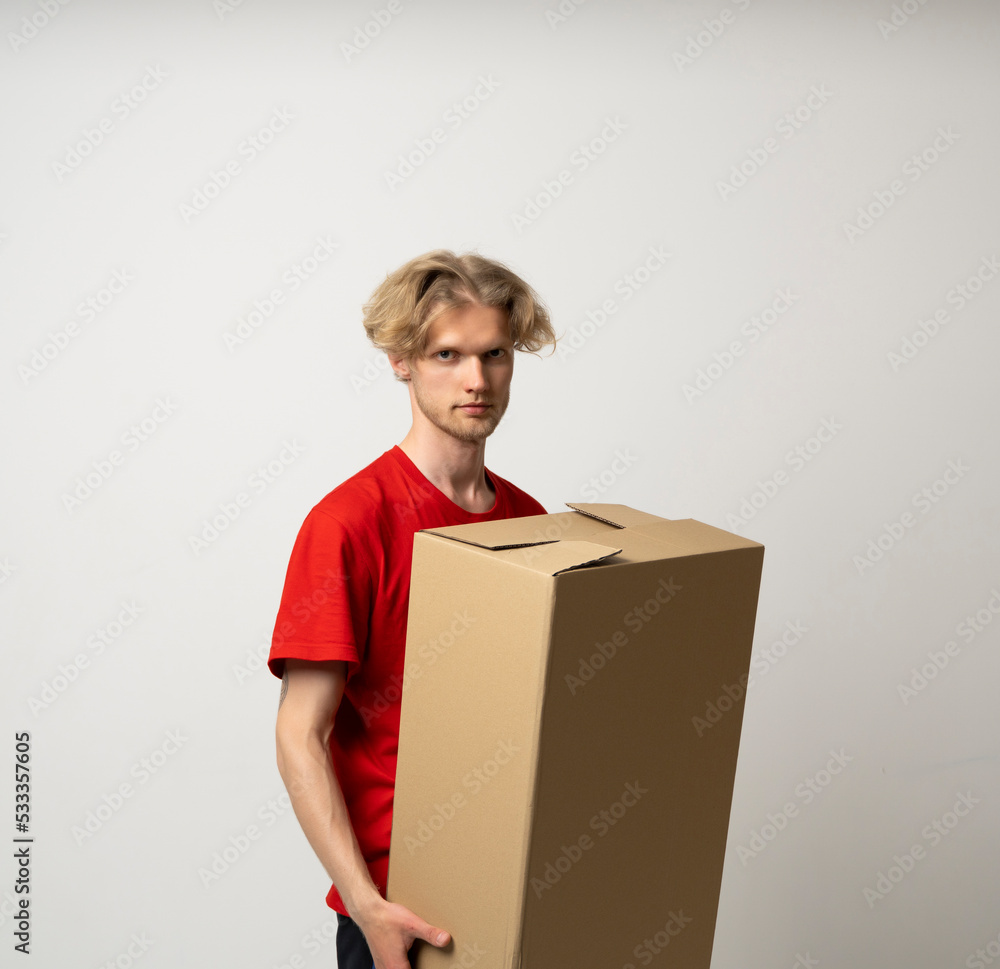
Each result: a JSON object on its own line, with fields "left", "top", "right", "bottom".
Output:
{"left": 387, "top": 503, "right": 764, "bottom": 969}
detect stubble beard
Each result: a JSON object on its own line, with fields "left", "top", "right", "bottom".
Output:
{"left": 411, "top": 375, "right": 510, "bottom": 444}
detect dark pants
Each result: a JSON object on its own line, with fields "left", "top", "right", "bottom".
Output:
{"left": 336, "top": 914, "right": 419, "bottom": 969}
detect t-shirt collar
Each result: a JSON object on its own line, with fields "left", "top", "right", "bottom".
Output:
{"left": 389, "top": 445, "right": 502, "bottom": 518}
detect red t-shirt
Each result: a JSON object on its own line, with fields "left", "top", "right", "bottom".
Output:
{"left": 268, "top": 444, "right": 546, "bottom": 914}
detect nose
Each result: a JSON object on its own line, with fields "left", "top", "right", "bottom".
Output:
{"left": 463, "top": 356, "right": 489, "bottom": 393}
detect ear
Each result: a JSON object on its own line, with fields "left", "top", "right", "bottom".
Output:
{"left": 387, "top": 352, "right": 412, "bottom": 382}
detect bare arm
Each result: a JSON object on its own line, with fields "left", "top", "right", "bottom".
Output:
{"left": 275, "top": 658, "right": 450, "bottom": 969}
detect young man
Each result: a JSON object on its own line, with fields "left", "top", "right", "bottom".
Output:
{"left": 268, "top": 250, "right": 556, "bottom": 969}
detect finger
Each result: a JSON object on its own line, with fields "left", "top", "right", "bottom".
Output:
{"left": 412, "top": 920, "right": 450, "bottom": 948}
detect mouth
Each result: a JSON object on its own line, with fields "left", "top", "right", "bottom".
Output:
{"left": 458, "top": 403, "right": 491, "bottom": 414}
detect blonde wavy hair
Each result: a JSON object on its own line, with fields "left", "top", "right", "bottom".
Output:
{"left": 362, "top": 250, "right": 557, "bottom": 379}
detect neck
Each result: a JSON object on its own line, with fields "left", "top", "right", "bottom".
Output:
{"left": 397, "top": 428, "right": 494, "bottom": 513}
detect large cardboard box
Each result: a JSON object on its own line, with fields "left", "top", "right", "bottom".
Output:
{"left": 387, "top": 503, "right": 764, "bottom": 969}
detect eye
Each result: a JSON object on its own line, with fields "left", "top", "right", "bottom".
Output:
{"left": 435, "top": 350, "right": 454, "bottom": 360}
{"left": 486, "top": 348, "right": 506, "bottom": 359}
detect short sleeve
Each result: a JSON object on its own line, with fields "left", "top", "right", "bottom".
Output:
{"left": 267, "top": 507, "right": 373, "bottom": 679}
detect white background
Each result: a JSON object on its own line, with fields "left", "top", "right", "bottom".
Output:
{"left": 2, "top": 0, "right": 999, "bottom": 967}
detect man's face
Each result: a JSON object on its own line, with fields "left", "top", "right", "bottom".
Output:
{"left": 395, "top": 302, "right": 514, "bottom": 444}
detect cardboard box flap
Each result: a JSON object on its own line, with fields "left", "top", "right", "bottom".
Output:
{"left": 423, "top": 525, "right": 623, "bottom": 575}
{"left": 629, "top": 517, "right": 765, "bottom": 554}
{"left": 565, "top": 502, "right": 669, "bottom": 530}
{"left": 527, "top": 540, "right": 623, "bottom": 576}
{"left": 420, "top": 515, "right": 558, "bottom": 551}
